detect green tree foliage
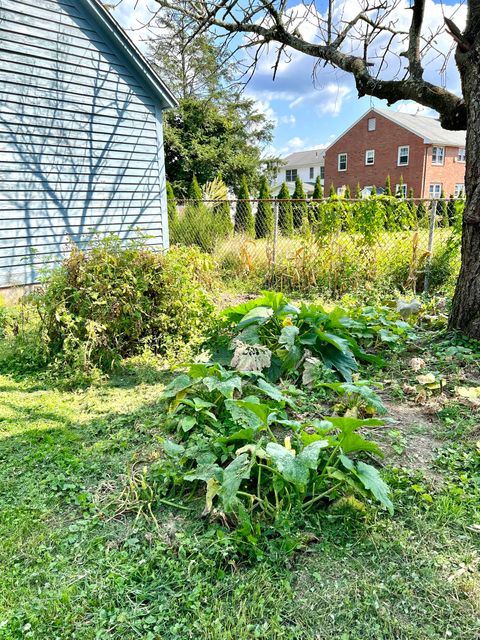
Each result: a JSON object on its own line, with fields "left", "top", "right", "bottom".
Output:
{"left": 188, "top": 175, "right": 202, "bottom": 202}
{"left": 384, "top": 175, "right": 392, "bottom": 197}
{"left": 292, "top": 176, "right": 308, "bottom": 229}
{"left": 255, "top": 176, "right": 274, "bottom": 238}
{"left": 355, "top": 183, "right": 362, "bottom": 200}
{"left": 151, "top": 11, "right": 275, "bottom": 196}
{"left": 417, "top": 199, "right": 428, "bottom": 224}
{"left": 312, "top": 176, "right": 323, "bottom": 200}
{"left": 235, "top": 175, "right": 254, "bottom": 235}
{"left": 344, "top": 184, "right": 351, "bottom": 199}
{"left": 371, "top": 185, "right": 377, "bottom": 196}
{"left": 395, "top": 176, "right": 405, "bottom": 198}
{"left": 437, "top": 187, "right": 447, "bottom": 225}
{"left": 329, "top": 184, "right": 336, "bottom": 197}
{"left": 277, "top": 183, "right": 294, "bottom": 236}
{"left": 166, "top": 181, "right": 177, "bottom": 224}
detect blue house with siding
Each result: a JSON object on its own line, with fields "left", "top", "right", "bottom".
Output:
{"left": 0, "top": 0, "right": 177, "bottom": 287}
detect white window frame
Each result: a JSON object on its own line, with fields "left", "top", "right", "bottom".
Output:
{"left": 454, "top": 183, "right": 465, "bottom": 198}
{"left": 286, "top": 168, "right": 297, "bottom": 182}
{"left": 368, "top": 117, "right": 376, "bottom": 131}
{"left": 336, "top": 186, "right": 345, "bottom": 196}
{"left": 338, "top": 153, "right": 347, "bottom": 171}
{"left": 397, "top": 145, "right": 409, "bottom": 166}
{"left": 429, "top": 183, "right": 442, "bottom": 199}
{"left": 395, "top": 183, "right": 407, "bottom": 197}
{"left": 320, "top": 166, "right": 325, "bottom": 179}
{"left": 457, "top": 148, "right": 466, "bottom": 162}
{"left": 309, "top": 167, "right": 314, "bottom": 180}
{"left": 431, "top": 146, "right": 445, "bottom": 165}
{"left": 365, "top": 149, "right": 375, "bottom": 165}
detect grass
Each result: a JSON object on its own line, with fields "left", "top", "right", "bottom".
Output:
{"left": 1, "top": 327, "right": 479, "bottom": 639}
{"left": 211, "top": 228, "right": 460, "bottom": 296}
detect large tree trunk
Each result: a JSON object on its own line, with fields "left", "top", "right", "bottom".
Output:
{"left": 448, "top": 15, "right": 480, "bottom": 338}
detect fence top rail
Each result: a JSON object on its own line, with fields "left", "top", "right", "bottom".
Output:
{"left": 174, "top": 197, "right": 464, "bottom": 204}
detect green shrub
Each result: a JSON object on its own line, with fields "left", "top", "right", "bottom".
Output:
{"left": 234, "top": 175, "right": 255, "bottom": 235}
{"left": 188, "top": 175, "right": 203, "bottom": 202}
{"left": 32, "top": 238, "right": 217, "bottom": 376}
{"left": 171, "top": 202, "right": 231, "bottom": 252}
{"left": 255, "top": 176, "right": 273, "bottom": 238}
{"left": 292, "top": 176, "right": 308, "bottom": 229}
{"left": 277, "top": 182, "right": 294, "bottom": 236}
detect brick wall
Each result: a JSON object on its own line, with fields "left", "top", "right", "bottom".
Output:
{"left": 324, "top": 109, "right": 465, "bottom": 198}
{"left": 423, "top": 146, "right": 465, "bottom": 197}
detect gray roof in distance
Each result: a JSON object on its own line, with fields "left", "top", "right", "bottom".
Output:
{"left": 282, "top": 149, "right": 325, "bottom": 167}
{"left": 375, "top": 108, "right": 466, "bottom": 146}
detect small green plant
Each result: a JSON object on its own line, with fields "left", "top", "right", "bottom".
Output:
{"left": 29, "top": 239, "right": 217, "bottom": 381}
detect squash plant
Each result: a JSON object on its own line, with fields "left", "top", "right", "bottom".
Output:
{"left": 151, "top": 364, "right": 393, "bottom": 527}
{"left": 221, "top": 291, "right": 390, "bottom": 383}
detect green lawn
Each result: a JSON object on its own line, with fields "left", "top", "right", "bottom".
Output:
{"left": 1, "top": 338, "right": 479, "bottom": 639}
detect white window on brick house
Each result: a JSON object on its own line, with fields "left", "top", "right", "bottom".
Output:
{"left": 454, "top": 183, "right": 465, "bottom": 197}
{"left": 336, "top": 186, "right": 345, "bottom": 196}
{"left": 429, "top": 183, "right": 442, "bottom": 198}
{"left": 309, "top": 167, "right": 314, "bottom": 179}
{"left": 432, "top": 146, "right": 445, "bottom": 165}
{"left": 395, "top": 183, "right": 407, "bottom": 197}
{"left": 338, "top": 153, "right": 347, "bottom": 171}
{"left": 365, "top": 149, "right": 375, "bottom": 165}
{"left": 458, "top": 148, "right": 466, "bottom": 162}
{"left": 397, "top": 146, "right": 409, "bottom": 166}
{"left": 286, "top": 169, "right": 297, "bottom": 181}
{"left": 368, "top": 117, "right": 376, "bottom": 131}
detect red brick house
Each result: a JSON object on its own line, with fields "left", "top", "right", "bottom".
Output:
{"left": 324, "top": 108, "right": 466, "bottom": 198}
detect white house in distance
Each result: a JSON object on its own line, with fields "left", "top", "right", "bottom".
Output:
{"left": 271, "top": 149, "right": 325, "bottom": 196}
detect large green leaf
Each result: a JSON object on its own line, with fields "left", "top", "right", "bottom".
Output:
{"left": 160, "top": 374, "right": 193, "bottom": 399}
{"left": 266, "top": 443, "right": 309, "bottom": 488}
{"left": 356, "top": 461, "right": 393, "bottom": 514}
{"left": 266, "top": 441, "right": 327, "bottom": 489}
{"left": 327, "top": 416, "right": 384, "bottom": 432}
{"left": 237, "top": 306, "right": 273, "bottom": 329}
{"left": 225, "top": 398, "right": 272, "bottom": 429}
{"left": 317, "top": 343, "right": 358, "bottom": 381}
{"left": 184, "top": 463, "right": 223, "bottom": 482}
{"left": 339, "top": 432, "right": 384, "bottom": 457}
{"left": 203, "top": 374, "right": 243, "bottom": 398}
{"left": 220, "top": 453, "right": 252, "bottom": 510}
{"left": 217, "top": 428, "right": 257, "bottom": 443}
{"left": 316, "top": 331, "right": 350, "bottom": 354}
{"left": 254, "top": 378, "right": 295, "bottom": 407}
{"left": 279, "top": 325, "right": 299, "bottom": 348}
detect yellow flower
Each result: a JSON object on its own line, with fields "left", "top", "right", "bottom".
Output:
{"left": 284, "top": 436, "right": 295, "bottom": 456}
{"left": 282, "top": 316, "right": 293, "bottom": 327}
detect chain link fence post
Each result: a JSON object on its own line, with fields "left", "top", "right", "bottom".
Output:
{"left": 423, "top": 198, "right": 437, "bottom": 294}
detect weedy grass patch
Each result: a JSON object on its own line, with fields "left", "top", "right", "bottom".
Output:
{"left": 1, "top": 285, "right": 479, "bottom": 639}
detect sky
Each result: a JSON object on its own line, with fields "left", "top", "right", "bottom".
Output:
{"left": 113, "top": 0, "right": 467, "bottom": 158}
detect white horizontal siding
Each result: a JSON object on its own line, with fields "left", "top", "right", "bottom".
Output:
{"left": 0, "top": 0, "right": 168, "bottom": 286}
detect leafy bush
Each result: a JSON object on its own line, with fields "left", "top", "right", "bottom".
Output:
{"left": 144, "top": 363, "right": 392, "bottom": 537}
{"left": 171, "top": 202, "right": 232, "bottom": 253}
{"left": 32, "top": 238, "right": 217, "bottom": 377}
{"left": 220, "top": 291, "right": 413, "bottom": 384}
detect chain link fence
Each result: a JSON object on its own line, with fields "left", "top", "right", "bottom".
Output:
{"left": 169, "top": 197, "right": 463, "bottom": 296}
